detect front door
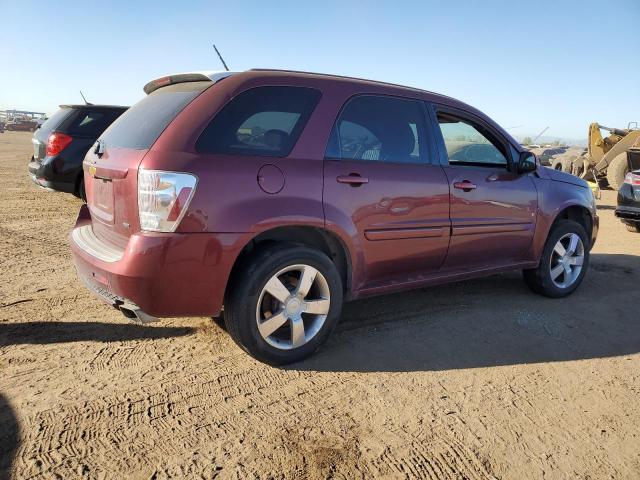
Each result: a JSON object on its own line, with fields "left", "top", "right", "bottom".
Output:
{"left": 323, "top": 94, "right": 450, "bottom": 291}
{"left": 432, "top": 107, "right": 538, "bottom": 271}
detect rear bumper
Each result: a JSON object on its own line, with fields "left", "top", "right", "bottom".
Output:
{"left": 28, "top": 159, "right": 75, "bottom": 193}
{"left": 616, "top": 183, "right": 640, "bottom": 224}
{"left": 615, "top": 206, "right": 640, "bottom": 224}
{"left": 70, "top": 205, "right": 243, "bottom": 318}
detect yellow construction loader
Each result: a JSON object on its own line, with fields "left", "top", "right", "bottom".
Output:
{"left": 572, "top": 122, "right": 640, "bottom": 190}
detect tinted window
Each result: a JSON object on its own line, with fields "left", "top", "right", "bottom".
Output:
{"left": 196, "top": 86, "right": 321, "bottom": 157}
{"left": 325, "top": 95, "right": 425, "bottom": 164}
{"left": 66, "top": 109, "right": 125, "bottom": 136}
{"left": 436, "top": 112, "right": 508, "bottom": 167}
{"left": 38, "top": 108, "right": 72, "bottom": 136}
{"left": 100, "top": 81, "right": 210, "bottom": 150}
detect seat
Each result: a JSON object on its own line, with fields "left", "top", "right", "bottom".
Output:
{"left": 380, "top": 123, "right": 419, "bottom": 163}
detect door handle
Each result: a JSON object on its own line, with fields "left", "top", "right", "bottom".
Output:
{"left": 337, "top": 174, "right": 369, "bottom": 186}
{"left": 453, "top": 180, "right": 477, "bottom": 192}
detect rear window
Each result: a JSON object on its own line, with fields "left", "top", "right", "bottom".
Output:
{"left": 100, "top": 81, "right": 210, "bottom": 150}
{"left": 38, "top": 108, "right": 72, "bottom": 136}
{"left": 66, "top": 109, "right": 125, "bottom": 136}
{"left": 196, "top": 86, "right": 321, "bottom": 157}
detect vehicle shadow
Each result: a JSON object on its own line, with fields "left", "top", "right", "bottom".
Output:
{"left": 595, "top": 204, "right": 617, "bottom": 211}
{"left": 0, "top": 321, "right": 194, "bottom": 347}
{"left": 0, "top": 393, "right": 19, "bottom": 479}
{"left": 295, "top": 253, "right": 640, "bottom": 373}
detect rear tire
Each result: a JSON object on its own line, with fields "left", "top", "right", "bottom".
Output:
{"left": 224, "top": 244, "right": 343, "bottom": 365}
{"left": 523, "top": 220, "right": 590, "bottom": 298}
{"left": 571, "top": 156, "right": 586, "bottom": 177}
{"left": 552, "top": 158, "right": 573, "bottom": 173}
{"left": 560, "top": 158, "right": 573, "bottom": 173}
{"left": 606, "top": 153, "right": 629, "bottom": 191}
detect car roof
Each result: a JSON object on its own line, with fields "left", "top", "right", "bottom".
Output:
{"left": 241, "top": 69, "right": 490, "bottom": 117}
{"left": 249, "top": 68, "right": 451, "bottom": 97}
{"left": 146, "top": 68, "right": 461, "bottom": 105}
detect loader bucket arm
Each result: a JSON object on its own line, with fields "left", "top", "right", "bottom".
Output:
{"left": 593, "top": 130, "right": 640, "bottom": 174}
{"left": 588, "top": 122, "right": 605, "bottom": 163}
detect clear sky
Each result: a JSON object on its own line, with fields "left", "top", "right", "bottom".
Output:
{"left": 1, "top": 0, "right": 638, "bottom": 141}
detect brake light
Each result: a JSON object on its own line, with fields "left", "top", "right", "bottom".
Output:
{"left": 46, "top": 132, "right": 72, "bottom": 156}
{"left": 624, "top": 172, "right": 640, "bottom": 186}
{"left": 138, "top": 169, "right": 197, "bottom": 232}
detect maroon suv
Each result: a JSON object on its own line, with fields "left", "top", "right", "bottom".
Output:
{"left": 70, "top": 70, "right": 598, "bottom": 364}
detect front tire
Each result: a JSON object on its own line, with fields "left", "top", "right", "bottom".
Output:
{"left": 224, "top": 245, "right": 343, "bottom": 365}
{"left": 523, "top": 220, "right": 590, "bottom": 298}
{"left": 606, "top": 153, "right": 629, "bottom": 191}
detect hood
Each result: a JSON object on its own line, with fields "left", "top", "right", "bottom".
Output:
{"left": 545, "top": 167, "right": 589, "bottom": 188}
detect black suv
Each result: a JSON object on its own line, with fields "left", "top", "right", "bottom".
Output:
{"left": 28, "top": 104, "right": 127, "bottom": 199}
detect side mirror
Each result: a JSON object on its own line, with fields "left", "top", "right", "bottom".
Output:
{"left": 517, "top": 151, "right": 538, "bottom": 174}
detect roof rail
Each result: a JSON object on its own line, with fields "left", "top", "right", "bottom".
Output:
{"left": 249, "top": 68, "right": 428, "bottom": 94}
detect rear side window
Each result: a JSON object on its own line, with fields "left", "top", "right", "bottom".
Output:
{"left": 38, "top": 108, "right": 72, "bottom": 136}
{"left": 196, "top": 86, "right": 321, "bottom": 157}
{"left": 325, "top": 95, "right": 426, "bottom": 164}
{"left": 100, "top": 81, "right": 210, "bottom": 150}
{"left": 66, "top": 109, "right": 125, "bottom": 136}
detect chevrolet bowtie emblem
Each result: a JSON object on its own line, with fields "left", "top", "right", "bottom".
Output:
{"left": 89, "top": 165, "right": 97, "bottom": 177}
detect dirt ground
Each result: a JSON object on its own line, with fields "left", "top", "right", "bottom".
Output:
{"left": 1, "top": 130, "right": 639, "bottom": 480}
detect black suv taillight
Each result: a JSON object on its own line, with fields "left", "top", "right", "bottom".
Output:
{"left": 46, "top": 132, "right": 72, "bottom": 156}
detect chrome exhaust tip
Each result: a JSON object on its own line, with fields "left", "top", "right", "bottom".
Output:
{"left": 118, "top": 303, "right": 159, "bottom": 323}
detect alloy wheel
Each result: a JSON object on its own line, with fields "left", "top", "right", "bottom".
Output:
{"left": 549, "top": 233, "right": 585, "bottom": 288}
{"left": 256, "top": 264, "right": 331, "bottom": 350}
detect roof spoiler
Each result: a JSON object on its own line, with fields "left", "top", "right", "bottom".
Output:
{"left": 143, "top": 71, "right": 237, "bottom": 95}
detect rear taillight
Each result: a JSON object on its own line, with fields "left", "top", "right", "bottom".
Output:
{"left": 138, "top": 169, "right": 197, "bottom": 232}
{"left": 46, "top": 132, "right": 72, "bottom": 156}
{"left": 624, "top": 172, "right": 640, "bottom": 186}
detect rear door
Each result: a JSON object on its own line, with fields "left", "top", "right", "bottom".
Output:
{"left": 323, "top": 95, "right": 450, "bottom": 291}
{"left": 430, "top": 105, "right": 537, "bottom": 271}
{"left": 85, "top": 82, "right": 210, "bottom": 248}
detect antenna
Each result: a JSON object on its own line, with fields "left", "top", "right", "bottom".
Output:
{"left": 212, "top": 44, "right": 229, "bottom": 72}
{"left": 532, "top": 126, "right": 549, "bottom": 143}
{"left": 79, "top": 90, "right": 92, "bottom": 105}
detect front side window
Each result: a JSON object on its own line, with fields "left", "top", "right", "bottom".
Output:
{"left": 436, "top": 111, "right": 508, "bottom": 167}
{"left": 196, "top": 86, "right": 321, "bottom": 157}
{"left": 325, "top": 95, "right": 425, "bottom": 164}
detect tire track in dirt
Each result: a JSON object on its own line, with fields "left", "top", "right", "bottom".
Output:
{"left": 16, "top": 357, "right": 497, "bottom": 480}
{"left": 370, "top": 425, "right": 496, "bottom": 480}
{"left": 15, "top": 364, "right": 353, "bottom": 478}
